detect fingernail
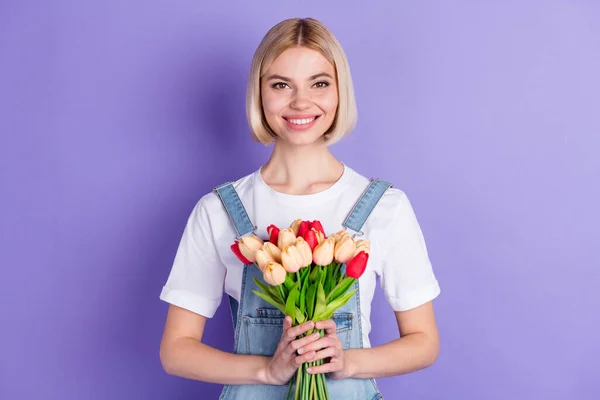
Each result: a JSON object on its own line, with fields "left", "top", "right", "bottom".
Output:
{"left": 297, "top": 348, "right": 304, "bottom": 355}
{"left": 307, "top": 368, "right": 312, "bottom": 373}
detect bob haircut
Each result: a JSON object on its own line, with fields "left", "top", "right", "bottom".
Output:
{"left": 246, "top": 18, "right": 357, "bottom": 146}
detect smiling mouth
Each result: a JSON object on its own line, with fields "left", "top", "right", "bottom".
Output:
{"left": 283, "top": 116, "right": 320, "bottom": 126}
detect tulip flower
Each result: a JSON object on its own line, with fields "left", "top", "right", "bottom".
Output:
{"left": 266, "top": 224, "right": 280, "bottom": 245}
{"left": 277, "top": 228, "right": 296, "bottom": 250}
{"left": 262, "top": 241, "right": 282, "bottom": 263}
{"left": 312, "top": 228, "right": 325, "bottom": 244}
{"left": 281, "top": 244, "right": 303, "bottom": 273}
{"left": 310, "top": 220, "right": 326, "bottom": 237}
{"left": 334, "top": 235, "right": 356, "bottom": 264}
{"left": 294, "top": 236, "right": 313, "bottom": 267}
{"left": 313, "top": 237, "right": 335, "bottom": 266}
{"left": 303, "top": 229, "right": 318, "bottom": 251}
{"left": 354, "top": 240, "right": 370, "bottom": 257}
{"left": 331, "top": 229, "right": 350, "bottom": 244}
{"left": 263, "top": 261, "right": 287, "bottom": 286}
{"left": 289, "top": 218, "right": 303, "bottom": 236}
{"left": 237, "top": 235, "right": 264, "bottom": 263}
{"left": 346, "top": 250, "right": 369, "bottom": 279}
{"left": 230, "top": 241, "right": 252, "bottom": 264}
{"left": 297, "top": 220, "right": 311, "bottom": 239}
{"left": 255, "top": 248, "right": 276, "bottom": 270}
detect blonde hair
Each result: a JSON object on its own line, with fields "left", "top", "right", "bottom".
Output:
{"left": 246, "top": 18, "right": 357, "bottom": 146}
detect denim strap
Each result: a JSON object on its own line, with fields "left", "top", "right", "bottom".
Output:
{"left": 342, "top": 178, "right": 393, "bottom": 236}
{"left": 213, "top": 182, "right": 257, "bottom": 239}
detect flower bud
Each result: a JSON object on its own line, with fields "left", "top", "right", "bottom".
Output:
{"left": 313, "top": 237, "right": 335, "bottom": 266}
{"left": 303, "top": 229, "right": 318, "bottom": 251}
{"left": 354, "top": 240, "right": 370, "bottom": 257}
{"left": 310, "top": 220, "right": 326, "bottom": 237}
{"left": 255, "top": 248, "right": 275, "bottom": 270}
{"left": 297, "top": 220, "right": 311, "bottom": 239}
{"left": 263, "top": 261, "right": 287, "bottom": 286}
{"left": 289, "top": 218, "right": 303, "bottom": 236}
{"left": 281, "top": 245, "right": 303, "bottom": 273}
{"left": 266, "top": 224, "right": 280, "bottom": 245}
{"left": 238, "top": 235, "right": 263, "bottom": 263}
{"left": 334, "top": 236, "right": 356, "bottom": 264}
{"left": 277, "top": 228, "right": 296, "bottom": 250}
{"left": 346, "top": 251, "right": 369, "bottom": 279}
{"left": 230, "top": 241, "right": 252, "bottom": 264}
{"left": 262, "top": 241, "right": 282, "bottom": 263}
{"left": 294, "top": 236, "right": 313, "bottom": 267}
{"left": 312, "top": 228, "right": 325, "bottom": 244}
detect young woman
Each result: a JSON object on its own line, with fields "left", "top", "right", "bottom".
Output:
{"left": 159, "top": 17, "right": 441, "bottom": 399}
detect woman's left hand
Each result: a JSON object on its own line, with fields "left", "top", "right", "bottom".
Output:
{"left": 296, "top": 319, "right": 351, "bottom": 380}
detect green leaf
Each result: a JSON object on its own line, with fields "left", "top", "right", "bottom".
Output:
{"left": 321, "top": 289, "right": 357, "bottom": 319}
{"left": 299, "top": 271, "right": 309, "bottom": 315}
{"left": 295, "top": 307, "right": 306, "bottom": 324}
{"left": 326, "top": 277, "right": 355, "bottom": 304}
{"left": 285, "top": 285, "right": 300, "bottom": 322}
{"left": 310, "top": 265, "right": 320, "bottom": 283}
{"left": 313, "top": 282, "right": 327, "bottom": 320}
{"left": 252, "top": 290, "right": 286, "bottom": 314}
{"left": 284, "top": 275, "right": 294, "bottom": 291}
{"left": 325, "top": 265, "right": 333, "bottom": 295}
{"left": 306, "top": 284, "right": 317, "bottom": 320}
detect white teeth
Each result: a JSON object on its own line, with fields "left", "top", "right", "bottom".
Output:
{"left": 288, "top": 117, "right": 317, "bottom": 125}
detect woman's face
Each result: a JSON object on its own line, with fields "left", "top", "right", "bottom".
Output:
{"left": 261, "top": 46, "right": 339, "bottom": 145}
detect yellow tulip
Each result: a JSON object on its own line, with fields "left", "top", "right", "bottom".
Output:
{"left": 263, "top": 261, "right": 287, "bottom": 286}
{"left": 262, "top": 241, "right": 282, "bottom": 263}
{"left": 334, "top": 235, "right": 356, "bottom": 264}
{"left": 313, "top": 237, "right": 335, "bottom": 266}
{"left": 294, "top": 237, "right": 313, "bottom": 267}
{"left": 289, "top": 218, "right": 303, "bottom": 236}
{"left": 238, "top": 235, "right": 264, "bottom": 263}
{"left": 281, "top": 244, "right": 303, "bottom": 273}
{"left": 277, "top": 228, "right": 296, "bottom": 250}
{"left": 354, "top": 240, "right": 371, "bottom": 257}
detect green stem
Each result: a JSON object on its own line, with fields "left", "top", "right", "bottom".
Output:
{"left": 322, "top": 361, "right": 330, "bottom": 400}
{"left": 294, "top": 364, "right": 302, "bottom": 400}
{"left": 286, "top": 378, "right": 293, "bottom": 400}
{"left": 309, "top": 362, "right": 315, "bottom": 400}
{"left": 303, "top": 363, "right": 309, "bottom": 399}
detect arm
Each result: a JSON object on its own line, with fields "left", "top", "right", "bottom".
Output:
{"left": 159, "top": 304, "right": 272, "bottom": 385}
{"left": 345, "top": 300, "right": 440, "bottom": 378}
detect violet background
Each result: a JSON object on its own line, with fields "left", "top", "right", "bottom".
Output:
{"left": 1, "top": 1, "right": 599, "bottom": 399}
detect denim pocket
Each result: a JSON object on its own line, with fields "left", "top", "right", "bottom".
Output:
{"left": 243, "top": 308, "right": 354, "bottom": 356}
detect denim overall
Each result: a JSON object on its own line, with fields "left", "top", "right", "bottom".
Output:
{"left": 213, "top": 177, "right": 392, "bottom": 400}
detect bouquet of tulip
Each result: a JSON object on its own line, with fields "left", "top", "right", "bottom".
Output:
{"left": 230, "top": 219, "right": 370, "bottom": 400}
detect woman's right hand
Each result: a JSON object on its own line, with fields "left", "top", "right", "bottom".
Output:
{"left": 264, "top": 316, "right": 322, "bottom": 386}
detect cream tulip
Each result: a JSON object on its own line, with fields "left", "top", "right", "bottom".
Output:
{"left": 255, "top": 248, "right": 276, "bottom": 270}
{"left": 277, "top": 228, "right": 296, "bottom": 250}
{"left": 289, "top": 218, "right": 303, "bottom": 236}
{"left": 281, "top": 245, "right": 303, "bottom": 273}
{"left": 354, "top": 240, "right": 371, "bottom": 257}
{"left": 294, "top": 237, "right": 313, "bottom": 267}
{"left": 334, "top": 236, "right": 356, "bottom": 264}
{"left": 263, "top": 261, "right": 287, "bottom": 286}
{"left": 262, "top": 241, "right": 282, "bottom": 263}
{"left": 313, "top": 237, "right": 335, "bottom": 266}
{"left": 238, "top": 235, "right": 264, "bottom": 263}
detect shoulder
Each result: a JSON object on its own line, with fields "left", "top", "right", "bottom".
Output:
{"left": 346, "top": 166, "right": 411, "bottom": 216}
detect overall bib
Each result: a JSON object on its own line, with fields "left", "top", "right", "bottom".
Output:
{"left": 213, "top": 177, "right": 392, "bottom": 400}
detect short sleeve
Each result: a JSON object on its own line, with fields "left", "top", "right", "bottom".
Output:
{"left": 159, "top": 198, "right": 226, "bottom": 318}
{"left": 379, "top": 192, "right": 441, "bottom": 312}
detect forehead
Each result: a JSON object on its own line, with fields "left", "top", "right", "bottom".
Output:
{"left": 265, "top": 47, "right": 335, "bottom": 78}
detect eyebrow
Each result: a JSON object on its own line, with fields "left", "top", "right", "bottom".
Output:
{"left": 265, "top": 72, "right": 334, "bottom": 81}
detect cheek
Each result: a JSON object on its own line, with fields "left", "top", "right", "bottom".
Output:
{"left": 318, "top": 91, "right": 339, "bottom": 115}
{"left": 261, "top": 91, "right": 286, "bottom": 117}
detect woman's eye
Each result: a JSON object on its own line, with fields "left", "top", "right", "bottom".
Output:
{"left": 313, "top": 81, "right": 330, "bottom": 88}
{"left": 272, "top": 82, "right": 289, "bottom": 89}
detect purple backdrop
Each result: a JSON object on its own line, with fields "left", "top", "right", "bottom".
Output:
{"left": 1, "top": 1, "right": 599, "bottom": 399}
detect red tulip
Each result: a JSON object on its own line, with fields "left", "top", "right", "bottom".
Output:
{"left": 303, "top": 229, "right": 318, "bottom": 251}
{"left": 346, "top": 251, "right": 369, "bottom": 278}
{"left": 267, "top": 224, "right": 280, "bottom": 245}
{"left": 231, "top": 241, "right": 252, "bottom": 264}
{"left": 310, "top": 220, "right": 325, "bottom": 237}
{"left": 297, "top": 220, "right": 310, "bottom": 239}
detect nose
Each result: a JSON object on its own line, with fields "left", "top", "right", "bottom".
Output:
{"left": 289, "top": 88, "right": 312, "bottom": 110}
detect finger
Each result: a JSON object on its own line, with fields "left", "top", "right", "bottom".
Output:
{"left": 286, "top": 320, "right": 315, "bottom": 341}
{"left": 287, "top": 331, "right": 321, "bottom": 356}
{"left": 307, "top": 360, "right": 343, "bottom": 375}
{"left": 311, "top": 346, "right": 340, "bottom": 363}
{"left": 293, "top": 350, "right": 317, "bottom": 366}
{"left": 280, "top": 316, "right": 293, "bottom": 343}
{"left": 314, "top": 319, "right": 337, "bottom": 336}
{"left": 297, "top": 337, "right": 338, "bottom": 355}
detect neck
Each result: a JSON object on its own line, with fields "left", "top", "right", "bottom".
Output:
{"left": 260, "top": 138, "right": 344, "bottom": 195}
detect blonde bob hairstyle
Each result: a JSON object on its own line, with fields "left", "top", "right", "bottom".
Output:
{"left": 246, "top": 18, "right": 357, "bottom": 146}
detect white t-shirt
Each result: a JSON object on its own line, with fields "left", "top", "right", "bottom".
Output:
{"left": 159, "top": 163, "right": 441, "bottom": 347}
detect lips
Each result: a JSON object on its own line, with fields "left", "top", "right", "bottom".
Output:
{"left": 282, "top": 115, "right": 321, "bottom": 130}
